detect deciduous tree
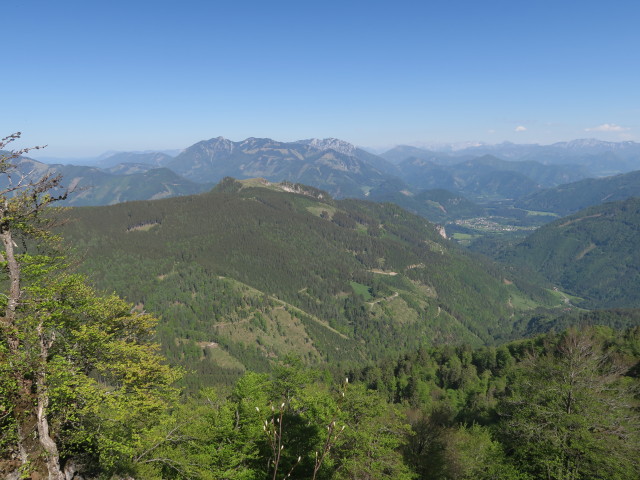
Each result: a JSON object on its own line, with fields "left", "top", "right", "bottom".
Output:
{"left": 498, "top": 327, "right": 640, "bottom": 480}
{"left": 0, "top": 134, "right": 180, "bottom": 479}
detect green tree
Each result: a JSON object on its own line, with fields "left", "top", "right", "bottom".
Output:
{"left": 333, "top": 383, "right": 415, "bottom": 480}
{"left": 0, "top": 134, "right": 180, "bottom": 479}
{"left": 435, "top": 424, "right": 526, "bottom": 480}
{"left": 498, "top": 328, "right": 640, "bottom": 480}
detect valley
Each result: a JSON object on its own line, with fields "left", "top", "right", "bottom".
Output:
{"left": 16, "top": 136, "right": 640, "bottom": 372}
{"left": 5, "top": 3, "right": 640, "bottom": 477}
{"left": 3, "top": 135, "right": 640, "bottom": 479}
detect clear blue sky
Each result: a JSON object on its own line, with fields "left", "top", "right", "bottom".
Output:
{"left": 3, "top": 0, "right": 639, "bottom": 157}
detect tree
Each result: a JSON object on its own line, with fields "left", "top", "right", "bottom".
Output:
{"left": 498, "top": 327, "right": 640, "bottom": 480}
{"left": 434, "top": 424, "right": 526, "bottom": 480}
{"left": 0, "top": 134, "right": 180, "bottom": 479}
{"left": 0, "top": 132, "right": 69, "bottom": 478}
{"left": 332, "top": 383, "right": 416, "bottom": 480}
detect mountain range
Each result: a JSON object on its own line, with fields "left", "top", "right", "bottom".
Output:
{"left": 2, "top": 155, "right": 211, "bottom": 206}
{"left": 393, "top": 154, "right": 589, "bottom": 202}
{"left": 382, "top": 139, "right": 640, "bottom": 176}
{"left": 163, "top": 136, "right": 398, "bottom": 197}
{"left": 5, "top": 137, "right": 638, "bottom": 233}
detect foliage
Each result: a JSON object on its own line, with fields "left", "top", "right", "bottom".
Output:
{"left": 0, "top": 134, "right": 181, "bottom": 478}
{"left": 498, "top": 328, "right": 640, "bottom": 479}
{"left": 124, "top": 326, "right": 640, "bottom": 479}
{"left": 131, "top": 359, "right": 415, "bottom": 480}
{"left": 3, "top": 135, "right": 639, "bottom": 478}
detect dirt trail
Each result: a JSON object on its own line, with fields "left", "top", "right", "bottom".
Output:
{"left": 367, "top": 291, "right": 399, "bottom": 305}
{"left": 369, "top": 269, "right": 398, "bottom": 276}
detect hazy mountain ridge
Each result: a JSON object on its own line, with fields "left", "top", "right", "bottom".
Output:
{"left": 384, "top": 139, "right": 640, "bottom": 176}
{"left": 515, "top": 169, "right": 640, "bottom": 215}
{"left": 1, "top": 155, "right": 211, "bottom": 206}
{"left": 395, "top": 154, "right": 588, "bottom": 201}
{"left": 380, "top": 145, "right": 471, "bottom": 165}
{"left": 95, "top": 151, "right": 175, "bottom": 169}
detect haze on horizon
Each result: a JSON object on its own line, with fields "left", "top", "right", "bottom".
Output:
{"left": 3, "top": 0, "right": 639, "bottom": 157}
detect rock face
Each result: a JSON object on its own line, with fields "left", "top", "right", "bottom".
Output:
{"left": 296, "top": 138, "right": 357, "bottom": 156}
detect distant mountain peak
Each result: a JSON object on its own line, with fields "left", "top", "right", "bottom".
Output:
{"left": 297, "top": 138, "right": 357, "bottom": 156}
{"left": 232, "top": 137, "right": 289, "bottom": 151}
{"left": 204, "top": 136, "right": 232, "bottom": 144}
{"left": 195, "top": 136, "right": 235, "bottom": 154}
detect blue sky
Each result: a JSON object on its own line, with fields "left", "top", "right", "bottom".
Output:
{"left": 3, "top": 0, "right": 639, "bottom": 157}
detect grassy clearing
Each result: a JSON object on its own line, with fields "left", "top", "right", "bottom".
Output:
{"left": 355, "top": 222, "right": 368, "bottom": 233}
{"left": 203, "top": 345, "right": 246, "bottom": 371}
{"left": 381, "top": 296, "right": 419, "bottom": 325}
{"left": 547, "top": 288, "right": 585, "bottom": 307}
{"left": 237, "top": 178, "right": 276, "bottom": 189}
{"left": 215, "top": 306, "right": 322, "bottom": 363}
{"left": 306, "top": 204, "right": 337, "bottom": 218}
{"left": 508, "top": 291, "right": 540, "bottom": 310}
{"left": 525, "top": 209, "right": 558, "bottom": 217}
{"left": 350, "top": 281, "right": 372, "bottom": 301}
{"left": 452, "top": 232, "right": 480, "bottom": 246}
{"left": 452, "top": 233, "right": 478, "bottom": 240}
{"left": 127, "top": 222, "right": 159, "bottom": 232}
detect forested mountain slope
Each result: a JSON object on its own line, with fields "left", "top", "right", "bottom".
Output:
{"left": 59, "top": 178, "right": 560, "bottom": 386}
{"left": 515, "top": 169, "right": 640, "bottom": 215}
{"left": 367, "top": 180, "right": 486, "bottom": 223}
{"left": 495, "top": 197, "right": 640, "bottom": 308}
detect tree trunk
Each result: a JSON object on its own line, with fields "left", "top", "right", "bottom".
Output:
{"left": 1, "top": 225, "right": 63, "bottom": 479}
{"left": 0, "top": 223, "right": 21, "bottom": 351}
{"left": 37, "top": 325, "right": 64, "bottom": 480}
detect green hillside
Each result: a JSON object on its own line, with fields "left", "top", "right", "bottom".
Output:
{"left": 497, "top": 197, "right": 640, "bottom": 308}
{"left": 59, "top": 178, "right": 559, "bottom": 386}
{"left": 59, "top": 166, "right": 213, "bottom": 205}
{"left": 368, "top": 180, "right": 485, "bottom": 223}
{"left": 516, "top": 169, "right": 640, "bottom": 215}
